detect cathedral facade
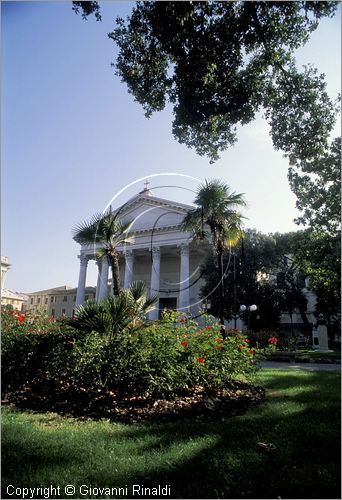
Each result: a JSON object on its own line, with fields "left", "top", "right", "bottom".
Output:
{"left": 75, "top": 187, "right": 209, "bottom": 319}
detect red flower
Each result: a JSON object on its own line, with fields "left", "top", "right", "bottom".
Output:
{"left": 204, "top": 326, "right": 213, "bottom": 331}
{"left": 215, "top": 338, "right": 223, "bottom": 343}
{"left": 249, "top": 349, "right": 256, "bottom": 355}
{"left": 179, "top": 318, "right": 187, "bottom": 324}
{"left": 215, "top": 346, "right": 222, "bottom": 351}
{"left": 181, "top": 340, "right": 188, "bottom": 348}
{"left": 226, "top": 327, "right": 240, "bottom": 334}
{"left": 268, "top": 336, "right": 278, "bottom": 345}
{"left": 197, "top": 357, "right": 205, "bottom": 363}
{"left": 244, "top": 339, "right": 250, "bottom": 343}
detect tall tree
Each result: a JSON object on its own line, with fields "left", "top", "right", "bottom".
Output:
{"left": 275, "top": 255, "right": 311, "bottom": 336}
{"left": 288, "top": 137, "right": 341, "bottom": 236}
{"left": 200, "top": 230, "right": 283, "bottom": 329}
{"left": 275, "top": 230, "right": 341, "bottom": 337}
{"left": 105, "top": 1, "right": 339, "bottom": 163}
{"left": 182, "top": 179, "right": 246, "bottom": 329}
{"left": 72, "top": 209, "right": 133, "bottom": 296}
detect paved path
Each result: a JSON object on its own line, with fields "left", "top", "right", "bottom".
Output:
{"left": 260, "top": 360, "right": 341, "bottom": 371}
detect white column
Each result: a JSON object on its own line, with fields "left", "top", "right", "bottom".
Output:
{"left": 124, "top": 249, "right": 134, "bottom": 289}
{"left": 75, "top": 254, "right": 89, "bottom": 306}
{"left": 179, "top": 243, "right": 190, "bottom": 312}
{"left": 98, "top": 257, "right": 109, "bottom": 301}
{"left": 95, "top": 258, "right": 102, "bottom": 301}
{"left": 149, "top": 246, "right": 161, "bottom": 320}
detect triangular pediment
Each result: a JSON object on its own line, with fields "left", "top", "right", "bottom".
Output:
{"left": 115, "top": 194, "right": 192, "bottom": 233}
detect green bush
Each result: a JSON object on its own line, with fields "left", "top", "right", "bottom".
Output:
{"left": 128, "top": 312, "right": 260, "bottom": 397}
{"left": 1, "top": 306, "right": 76, "bottom": 394}
{"left": 2, "top": 306, "right": 260, "bottom": 401}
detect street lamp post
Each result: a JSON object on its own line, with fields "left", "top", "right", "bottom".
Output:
{"left": 201, "top": 300, "right": 212, "bottom": 313}
{"left": 240, "top": 304, "right": 257, "bottom": 330}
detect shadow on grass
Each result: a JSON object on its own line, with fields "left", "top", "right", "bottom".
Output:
{"left": 2, "top": 370, "right": 341, "bottom": 499}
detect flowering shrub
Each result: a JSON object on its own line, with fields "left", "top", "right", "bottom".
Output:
{"left": 130, "top": 311, "right": 261, "bottom": 397}
{"left": 1, "top": 306, "right": 76, "bottom": 394}
{"left": 245, "top": 329, "right": 280, "bottom": 349}
{"left": 2, "top": 307, "right": 261, "bottom": 400}
{"left": 268, "top": 336, "right": 279, "bottom": 345}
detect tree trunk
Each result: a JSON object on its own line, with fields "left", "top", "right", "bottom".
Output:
{"left": 218, "top": 251, "right": 225, "bottom": 335}
{"left": 233, "top": 253, "right": 237, "bottom": 328}
{"left": 110, "top": 250, "right": 121, "bottom": 295}
{"left": 297, "top": 302, "right": 312, "bottom": 335}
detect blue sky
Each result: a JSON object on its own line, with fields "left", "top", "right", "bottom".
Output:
{"left": 2, "top": 1, "right": 341, "bottom": 293}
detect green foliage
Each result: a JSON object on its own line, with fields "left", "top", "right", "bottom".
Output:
{"left": 287, "top": 231, "right": 341, "bottom": 324}
{"left": 107, "top": 1, "right": 338, "bottom": 163}
{"left": 72, "top": 208, "right": 133, "bottom": 295}
{"left": 1, "top": 306, "right": 75, "bottom": 394}
{"left": 69, "top": 281, "right": 157, "bottom": 338}
{"left": 182, "top": 178, "right": 246, "bottom": 251}
{"left": 201, "top": 230, "right": 284, "bottom": 328}
{"left": 1, "top": 306, "right": 259, "bottom": 400}
{"left": 72, "top": 1, "right": 101, "bottom": 21}
{"left": 138, "top": 312, "right": 259, "bottom": 396}
{"left": 288, "top": 137, "right": 341, "bottom": 235}
{"left": 201, "top": 228, "right": 340, "bottom": 334}
{"left": 183, "top": 178, "right": 246, "bottom": 326}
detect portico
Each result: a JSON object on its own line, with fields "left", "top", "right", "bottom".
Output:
{"left": 75, "top": 189, "right": 208, "bottom": 317}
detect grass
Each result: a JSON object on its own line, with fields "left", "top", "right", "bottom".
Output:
{"left": 2, "top": 369, "right": 341, "bottom": 499}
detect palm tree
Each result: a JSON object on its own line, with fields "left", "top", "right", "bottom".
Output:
{"left": 69, "top": 281, "right": 158, "bottom": 337}
{"left": 182, "top": 179, "right": 247, "bottom": 329}
{"left": 72, "top": 208, "right": 133, "bottom": 296}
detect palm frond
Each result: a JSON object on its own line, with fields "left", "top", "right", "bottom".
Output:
{"left": 70, "top": 300, "right": 110, "bottom": 334}
{"left": 69, "top": 280, "right": 157, "bottom": 337}
{"left": 72, "top": 212, "right": 107, "bottom": 244}
{"left": 129, "top": 281, "right": 158, "bottom": 311}
{"left": 184, "top": 178, "right": 247, "bottom": 252}
{"left": 96, "top": 247, "right": 108, "bottom": 260}
{"left": 181, "top": 208, "right": 208, "bottom": 240}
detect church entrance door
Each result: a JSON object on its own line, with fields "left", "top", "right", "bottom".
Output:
{"left": 159, "top": 297, "right": 177, "bottom": 318}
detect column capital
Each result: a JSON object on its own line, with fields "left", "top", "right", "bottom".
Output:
{"left": 125, "top": 249, "right": 134, "bottom": 260}
{"left": 152, "top": 246, "right": 161, "bottom": 259}
{"left": 179, "top": 242, "right": 190, "bottom": 256}
{"left": 78, "top": 254, "right": 89, "bottom": 266}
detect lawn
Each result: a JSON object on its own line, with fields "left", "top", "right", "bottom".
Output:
{"left": 2, "top": 369, "right": 340, "bottom": 499}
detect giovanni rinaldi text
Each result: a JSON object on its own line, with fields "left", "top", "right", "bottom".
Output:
{"left": 6, "top": 484, "right": 172, "bottom": 498}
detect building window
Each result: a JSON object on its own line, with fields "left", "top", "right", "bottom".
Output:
{"left": 61, "top": 308, "right": 66, "bottom": 316}
{"left": 45, "top": 298, "right": 48, "bottom": 305}
{"left": 37, "top": 298, "right": 41, "bottom": 304}
{"left": 30, "top": 298, "right": 34, "bottom": 305}
{"left": 51, "top": 309, "right": 55, "bottom": 317}
{"left": 63, "top": 296, "right": 68, "bottom": 302}
{"left": 73, "top": 296, "right": 76, "bottom": 302}
{"left": 85, "top": 295, "right": 89, "bottom": 301}
{"left": 50, "top": 296, "right": 54, "bottom": 303}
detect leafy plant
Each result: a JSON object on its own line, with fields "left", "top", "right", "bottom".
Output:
{"left": 182, "top": 179, "right": 246, "bottom": 328}
{"left": 69, "top": 281, "right": 157, "bottom": 338}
